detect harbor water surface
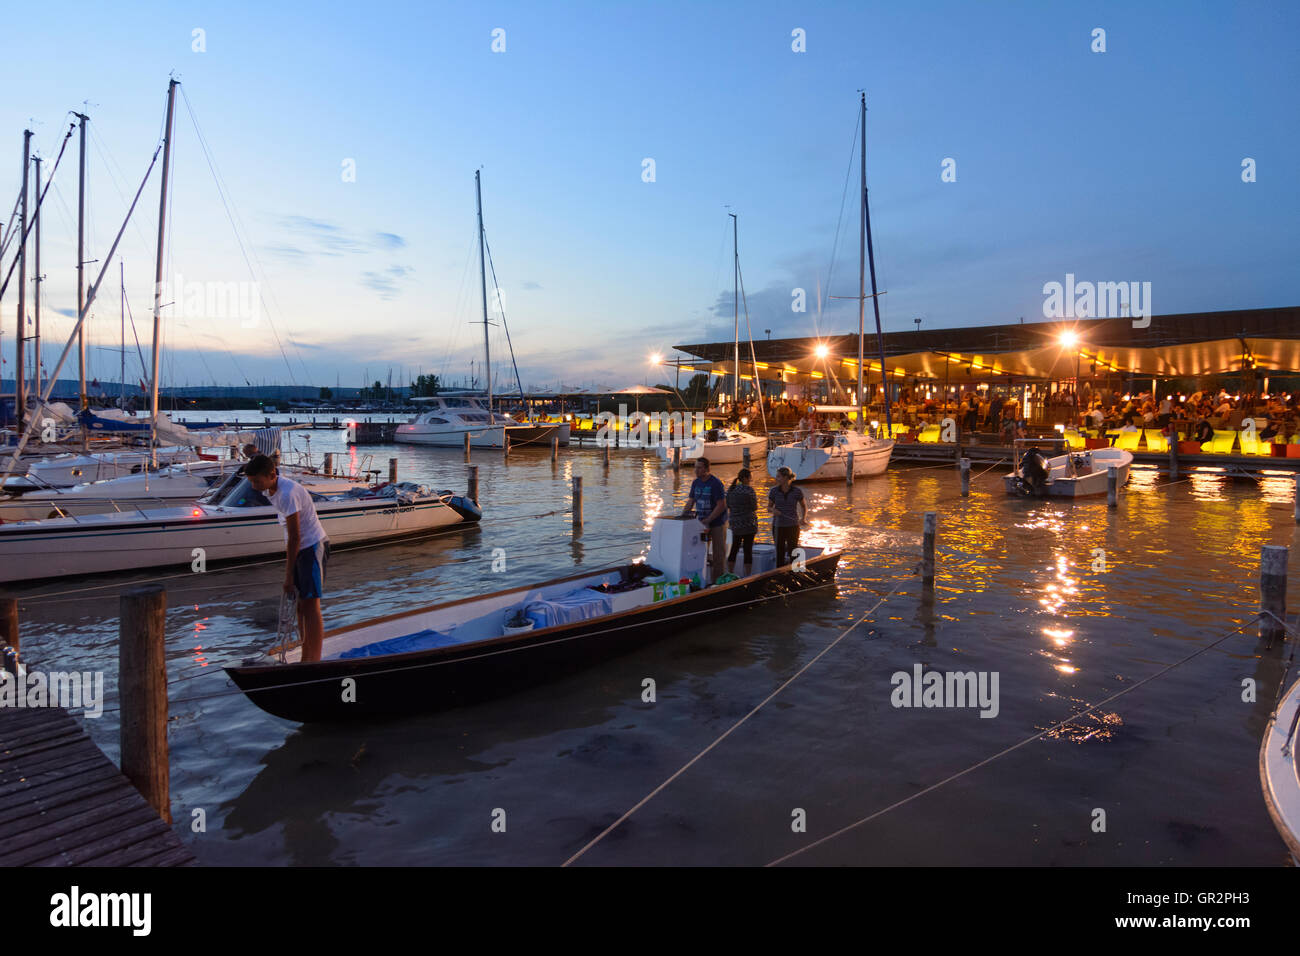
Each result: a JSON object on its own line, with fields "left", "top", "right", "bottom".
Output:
{"left": 13, "top": 422, "right": 1300, "bottom": 865}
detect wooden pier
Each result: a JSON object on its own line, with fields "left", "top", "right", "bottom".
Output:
{"left": 0, "top": 706, "right": 194, "bottom": 866}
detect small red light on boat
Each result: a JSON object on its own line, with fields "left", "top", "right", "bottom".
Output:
{"left": 191, "top": 509, "right": 202, "bottom": 517}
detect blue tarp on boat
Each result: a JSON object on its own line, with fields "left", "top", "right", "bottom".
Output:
{"left": 338, "top": 628, "right": 460, "bottom": 659}
{"left": 524, "top": 588, "right": 613, "bottom": 629}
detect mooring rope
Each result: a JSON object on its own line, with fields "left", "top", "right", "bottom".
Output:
{"left": 562, "top": 571, "right": 917, "bottom": 866}
{"left": 764, "top": 612, "right": 1268, "bottom": 866}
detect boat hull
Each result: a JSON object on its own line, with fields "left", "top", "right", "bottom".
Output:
{"left": 394, "top": 422, "right": 561, "bottom": 448}
{"left": 1002, "top": 448, "right": 1133, "bottom": 498}
{"left": 766, "top": 438, "right": 894, "bottom": 481}
{"left": 225, "top": 550, "right": 840, "bottom": 722}
{"left": 0, "top": 495, "right": 478, "bottom": 583}
{"left": 655, "top": 433, "right": 767, "bottom": 464}
{"left": 1261, "top": 675, "right": 1300, "bottom": 863}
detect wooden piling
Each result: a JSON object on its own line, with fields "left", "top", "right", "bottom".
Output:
{"left": 1107, "top": 465, "right": 1118, "bottom": 509}
{"left": 672, "top": 445, "right": 680, "bottom": 471}
{"left": 604, "top": 441, "right": 611, "bottom": 469}
{"left": 743, "top": 446, "right": 751, "bottom": 469}
{"left": 119, "top": 585, "right": 170, "bottom": 824}
{"left": 1260, "top": 545, "right": 1288, "bottom": 643}
{"left": 323, "top": 452, "right": 333, "bottom": 476}
{"left": 922, "top": 512, "right": 937, "bottom": 599}
{"left": 845, "top": 451, "right": 854, "bottom": 486}
{"left": 389, "top": 457, "right": 398, "bottom": 484}
{"left": 464, "top": 432, "right": 471, "bottom": 461}
{"left": 552, "top": 436, "right": 559, "bottom": 462}
{"left": 0, "top": 596, "right": 17, "bottom": 656}
{"left": 959, "top": 457, "right": 971, "bottom": 496}
{"left": 1169, "top": 438, "right": 1178, "bottom": 481}
{"left": 1294, "top": 474, "right": 1299, "bottom": 525}
{"left": 503, "top": 434, "right": 511, "bottom": 460}
{"left": 572, "top": 475, "right": 583, "bottom": 526}
{"left": 467, "top": 464, "right": 479, "bottom": 504}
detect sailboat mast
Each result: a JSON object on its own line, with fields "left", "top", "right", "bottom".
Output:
{"left": 15, "top": 130, "right": 29, "bottom": 433}
{"left": 861, "top": 92, "right": 891, "bottom": 432}
{"left": 476, "top": 169, "right": 493, "bottom": 424}
{"left": 731, "top": 212, "right": 739, "bottom": 407}
{"left": 149, "top": 79, "right": 178, "bottom": 461}
{"left": 857, "top": 95, "right": 866, "bottom": 432}
{"left": 119, "top": 259, "right": 125, "bottom": 407}
{"left": 76, "top": 112, "right": 87, "bottom": 410}
{"left": 33, "top": 155, "right": 41, "bottom": 399}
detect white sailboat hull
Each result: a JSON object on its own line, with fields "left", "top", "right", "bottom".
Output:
{"left": 766, "top": 435, "right": 894, "bottom": 481}
{"left": 655, "top": 432, "right": 768, "bottom": 464}
{"left": 0, "top": 494, "right": 473, "bottom": 583}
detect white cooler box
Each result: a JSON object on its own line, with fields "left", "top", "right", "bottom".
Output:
{"left": 649, "top": 515, "right": 707, "bottom": 583}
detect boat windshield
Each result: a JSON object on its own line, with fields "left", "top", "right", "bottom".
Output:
{"left": 199, "top": 469, "right": 246, "bottom": 504}
{"left": 211, "top": 476, "right": 270, "bottom": 509}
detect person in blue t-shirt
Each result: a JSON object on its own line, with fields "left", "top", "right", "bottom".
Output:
{"left": 680, "top": 456, "right": 728, "bottom": 585}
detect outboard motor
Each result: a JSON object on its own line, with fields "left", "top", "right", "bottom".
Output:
{"left": 1014, "top": 450, "right": 1049, "bottom": 497}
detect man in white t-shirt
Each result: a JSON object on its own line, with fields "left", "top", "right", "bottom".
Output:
{"left": 246, "top": 455, "right": 329, "bottom": 662}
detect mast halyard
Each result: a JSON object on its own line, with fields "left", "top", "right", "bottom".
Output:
{"left": 149, "top": 79, "right": 178, "bottom": 466}
{"left": 731, "top": 213, "right": 739, "bottom": 411}
{"left": 16, "top": 130, "right": 30, "bottom": 433}
{"left": 861, "top": 92, "right": 891, "bottom": 433}
{"left": 76, "top": 111, "right": 87, "bottom": 411}
{"left": 33, "top": 154, "right": 41, "bottom": 399}
{"left": 119, "top": 259, "right": 125, "bottom": 408}
{"left": 476, "top": 169, "right": 493, "bottom": 425}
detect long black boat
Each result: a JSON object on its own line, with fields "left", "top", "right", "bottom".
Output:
{"left": 225, "top": 528, "right": 841, "bottom": 723}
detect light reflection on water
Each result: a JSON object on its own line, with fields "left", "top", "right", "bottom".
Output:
{"left": 7, "top": 429, "right": 1300, "bottom": 866}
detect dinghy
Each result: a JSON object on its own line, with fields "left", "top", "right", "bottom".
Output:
{"left": 225, "top": 515, "right": 840, "bottom": 722}
{"left": 1003, "top": 445, "right": 1132, "bottom": 498}
{"left": 0, "top": 471, "right": 480, "bottom": 583}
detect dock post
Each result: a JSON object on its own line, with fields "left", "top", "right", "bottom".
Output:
{"left": 552, "top": 436, "right": 559, "bottom": 462}
{"left": 1260, "top": 545, "right": 1288, "bottom": 643}
{"left": 922, "top": 512, "right": 937, "bottom": 600}
{"left": 464, "top": 432, "right": 472, "bottom": 461}
{"left": 845, "top": 451, "right": 854, "bottom": 486}
{"left": 323, "top": 452, "right": 333, "bottom": 476}
{"left": 572, "top": 475, "right": 583, "bottom": 526}
{"left": 389, "top": 457, "right": 398, "bottom": 484}
{"left": 503, "top": 434, "right": 511, "bottom": 460}
{"left": 1169, "top": 438, "right": 1178, "bottom": 481}
{"left": 1294, "top": 474, "right": 1300, "bottom": 525}
{"left": 960, "top": 457, "right": 971, "bottom": 496}
{"left": 0, "top": 596, "right": 18, "bottom": 675}
{"left": 743, "top": 446, "right": 751, "bottom": 469}
{"left": 672, "top": 445, "right": 680, "bottom": 471}
{"left": 604, "top": 441, "right": 611, "bottom": 470}
{"left": 468, "top": 464, "right": 479, "bottom": 504}
{"left": 1107, "top": 466, "right": 1118, "bottom": 509}
{"left": 119, "top": 585, "right": 170, "bottom": 824}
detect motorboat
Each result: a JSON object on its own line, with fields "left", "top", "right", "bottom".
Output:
{"left": 6, "top": 446, "right": 201, "bottom": 490}
{"left": 225, "top": 515, "right": 839, "bottom": 721}
{"left": 395, "top": 395, "right": 563, "bottom": 448}
{"left": 1003, "top": 445, "right": 1132, "bottom": 498}
{"left": 0, "top": 460, "right": 371, "bottom": 522}
{"left": 656, "top": 427, "right": 767, "bottom": 465}
{"left": 767, "top": 428, "right": 894, "bottom": 481}
{"left": 0, "top": 470, "right": 481, "bottom": 584}
{"left": 1261, "top": 675, "right": 1300, "bottom": 862}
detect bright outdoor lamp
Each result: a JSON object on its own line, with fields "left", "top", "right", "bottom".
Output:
{"left": 1059, "top": 331, "right": 1079, "bottom": 348}
{"left": 814, "top": 344, "right": 829, "bottom": 359}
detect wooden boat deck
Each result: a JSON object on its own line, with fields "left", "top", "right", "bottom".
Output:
{"left": 0, "top": 707, "right": 194, "bottom": 867}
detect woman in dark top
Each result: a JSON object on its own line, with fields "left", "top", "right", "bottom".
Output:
{"left": 725, "top": 468, "right": 758, "bottom": 575}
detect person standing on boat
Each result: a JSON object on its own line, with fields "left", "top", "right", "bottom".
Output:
{"left": 681, "top": 456, "right": 728, "bottom": 585}
{"left": 245, "top": 455, "right": 329, "bottom": 663}
{"left": 768, "top": 466, "right": 807, "bottom": 567}
{"left": 725, "top": 468, "right": 758, "bottom": 575}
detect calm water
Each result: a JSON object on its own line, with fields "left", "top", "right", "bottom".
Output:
{"left": 10, "top": 420, "right": 1300, "bottom": 866}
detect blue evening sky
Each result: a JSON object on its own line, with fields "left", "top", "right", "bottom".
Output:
{"left": 2, "top": 0, "right": 1296, "bottom": 392}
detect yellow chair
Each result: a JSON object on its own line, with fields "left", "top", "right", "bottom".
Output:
{"left": 917, "top": 424, "right": 942, "bottom": 443}
{"left": 888, "top": 423, "right": 910, "bottom": 438}
{"left": 1113, "top": 430, "right": 1141, "bottom": 451}
{"left": 1063, "top": 429, "right": 1086, "bottom": 450}
{"left": 1143, "top": 429, "right": 1167, "bottom": 453}
{"left": 1207, "top": 430, "right": 1237, "bottom": 454}
{"left": 1239, "top": 430, "right": 1262, "bottom": 455}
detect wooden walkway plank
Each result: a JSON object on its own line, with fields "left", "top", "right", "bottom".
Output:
{"left": 0, "top": 707, "right": 195, "bottom": 868}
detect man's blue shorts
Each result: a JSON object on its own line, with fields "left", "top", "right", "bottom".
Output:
{"left": 293, "top": 540, "right": 329, "bottom": 599}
